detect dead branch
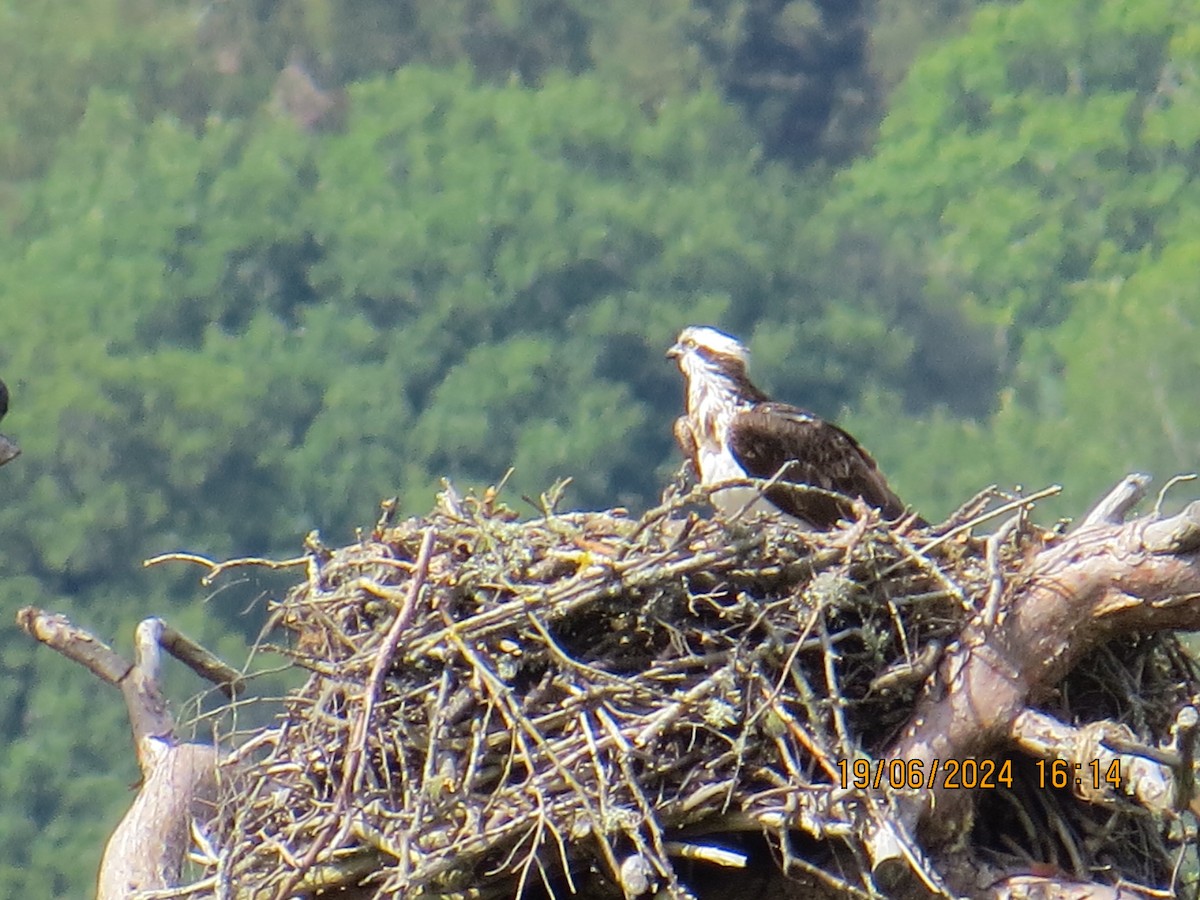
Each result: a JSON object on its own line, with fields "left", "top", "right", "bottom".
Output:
{"left": 1075, "top": 472, "right": 1151, "bottom": 530}
{"left": 1009, "top": 708, "right": 1186, "bottom": 815}
{"left": 15, "top": 607, "right": 133, "bottom": 686}
{"left": 887, "top": 489, "right": 1200, "bottom": 837}
{"left": 158, "top": 621, "right": 245, "bottom": 700}
{"left": 16, "top": 608, "right": 228, "bottom": 897}
{"left": 143, "top": 550, "right": 312, "bottom": 585}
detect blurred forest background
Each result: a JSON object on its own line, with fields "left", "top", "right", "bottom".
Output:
{"left": 3, "top": 0, "right": 1200, "bottom": 893}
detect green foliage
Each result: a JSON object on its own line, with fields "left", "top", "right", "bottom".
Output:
{"left": 2, "top": 68, "right": 810, "bottom": 584}
{"left": 0, "top": 0, "right": 908, "bottom": 193}
{"left": 825, "top": 0, "right": 1189, "bottom": 334}
{"left": 0, "top": 0, "right": 212, "bottom": 181}
{"left": 807, "top": 0, "right": 1200, "bottom": 518}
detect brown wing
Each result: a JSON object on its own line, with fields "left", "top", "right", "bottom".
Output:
{"left": 728, "top": 402, "right": 917, "bottom": 527}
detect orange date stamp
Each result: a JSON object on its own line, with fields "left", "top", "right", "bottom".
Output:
{"left": 837, "top": 757, "right": 1123, "bottom": 791}
{"left": 837, "top": 757, "right": 1014, "bottom": 790}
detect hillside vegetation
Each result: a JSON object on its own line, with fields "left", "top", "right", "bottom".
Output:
{"left": 3, "top": 0, "right": 1200, "bottom": 894}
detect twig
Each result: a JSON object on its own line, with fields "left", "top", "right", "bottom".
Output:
{"left": 662, "top": 841, "right": 746, "bottom": 868}
{"left": 1156, "top": 474, "right": 1199, "bottom": 517}
{"left": 342, "top": 528, "right": 436, "bottom": 799}
{"left": 728, "top": 463, "right": 804, "bottom": 523}
{"left": 912, "top": 484, "right": 1062, "bottom": 557}
{"left": 144, "top": 550, "right": 312, "bottom": 585}
{"left": 981, "top": 514, "right": 1020, "bottom": 627}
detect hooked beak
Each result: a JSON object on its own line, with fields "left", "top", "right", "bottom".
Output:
{"left": 666, "top": 342, "right": 683, "bottom": 360}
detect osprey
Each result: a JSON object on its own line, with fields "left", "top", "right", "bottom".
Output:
{"left": 667, "top": 326, "right": 916, "bottom": 528}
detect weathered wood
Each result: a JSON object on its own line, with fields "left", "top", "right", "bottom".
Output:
{"left": 1008, "top": 708, "right": 1181, "bottom": 814}
{"left": 1074, "top": 472, "right": 1150, "bottom": 529}
{"left": 15, "top": 608, "right": 132, "bottom": 685}
{"left": 886, "top": 486, "right": 1200, "bottom": 839}
{"left": 96, "top": 741, "right": 218, "bottom": 899}
{"left": 157, "top": 619, "right": 245, "bottom": 700}
{"left": 16, "top": 608, "right": 223, "bottom": 898}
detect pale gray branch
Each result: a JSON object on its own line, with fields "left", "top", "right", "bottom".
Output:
{"left": 887, "top": 477, "right": 1200, "bottom": 839}
{"left": 1141, "top": 500, "right": 1200, "bottom": 555}
{"left": 17, "top": 609, "right": 223, "bottom": 898}
{"left": 1076, "top": 473, "right": 1151, "bottom": 530}
{"left": 1009, "top": 708, "right": 1178, "bottom": 815}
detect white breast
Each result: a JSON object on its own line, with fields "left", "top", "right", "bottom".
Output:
{"left": 684, "top": 361, "right": 796, "bottom": 521}
{"left": 697, "top": 443, "right": 746, "bottom": 484}
{"left": 697, "top": 443, "right": 780, "bottom": 519}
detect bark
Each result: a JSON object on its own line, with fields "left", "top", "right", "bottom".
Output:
{"left": 883, "top": 489, "right": 1200, "bottom": 844}
{"left": 96, "top": 741, "right": 218, "bottom": 898}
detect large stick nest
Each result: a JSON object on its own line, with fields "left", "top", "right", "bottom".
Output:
{"left": 194, "top": 484, "right": 1197, "bottom": 898}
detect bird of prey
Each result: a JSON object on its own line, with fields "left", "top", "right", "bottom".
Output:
{"left": 667, "top": 326, "right": 917, "bottom": 528}
{"left": 0, "top": 378, "right": 19, "bottom": 467}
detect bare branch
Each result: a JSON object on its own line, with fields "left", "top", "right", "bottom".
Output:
{"left": 1009, "top": 708, "right": 1180, "bottom": 815}
{"left": 143, "top": 549, "right": 311, "bottom": 585}
{"left": 157, "top": 620, "right": 245, "bottom": 699}
{"left": 16, "top": 607, "right": 132, "bottom": 685}
{"left": 887, "top": 497, "right": 1200, "bottom": 834}
{"left": 1076, "top": 473, "right": 1151, "bottom": 530}
{"left": 17, "top": 608, "right": 226, "bottom": 897}
{"left": 124, "top": 619, "right": 175, "bottom": 752}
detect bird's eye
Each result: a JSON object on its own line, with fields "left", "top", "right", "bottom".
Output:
{"left": 684, "top": 338, "right": 696, "bottom": 349}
